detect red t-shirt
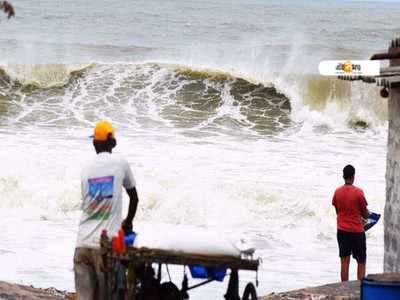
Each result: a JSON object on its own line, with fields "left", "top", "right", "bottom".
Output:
{"left": 332, "top": 184, "right": 368, "bottom": 233}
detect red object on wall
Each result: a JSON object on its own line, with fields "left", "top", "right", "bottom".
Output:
{"left": 380, "top": 88, "right": 389, "bottom": 98}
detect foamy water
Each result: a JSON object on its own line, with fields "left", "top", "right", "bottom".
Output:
{"left": 0, "top": 0, "right": 394, "bottom": 297}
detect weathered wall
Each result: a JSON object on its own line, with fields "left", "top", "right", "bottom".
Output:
{"left": 384, "top": 41, "right": 400, "bottom": 272}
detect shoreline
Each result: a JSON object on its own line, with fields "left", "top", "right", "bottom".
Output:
{"left": 0, "top": 280, "right": 359, "bottom": 300}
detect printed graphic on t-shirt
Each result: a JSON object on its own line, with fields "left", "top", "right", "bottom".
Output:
{"left": 87, "top": 176, "right": 114, "bottom": 220}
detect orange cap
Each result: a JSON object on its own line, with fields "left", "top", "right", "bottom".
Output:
{"left": 93, "top": 121, "right": 115, "bottom": 141}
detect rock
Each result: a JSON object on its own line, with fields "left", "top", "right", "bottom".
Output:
{"left": 0, "top": 281, "right": 72, "bottom": 299}
{"left": 260, "top": 280, "right": 359, "bottom": 300}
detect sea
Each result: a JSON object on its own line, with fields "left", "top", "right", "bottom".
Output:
{"left": 0, "top": 0, "right": 397, "bottom": 298}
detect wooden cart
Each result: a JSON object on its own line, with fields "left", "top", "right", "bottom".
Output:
{"left": 101, "top": 237, "right": 260, "bottom": 300}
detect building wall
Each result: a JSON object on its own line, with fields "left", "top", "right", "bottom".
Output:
{"left": 384, "top": 52, "right": 400, "bottom": 272}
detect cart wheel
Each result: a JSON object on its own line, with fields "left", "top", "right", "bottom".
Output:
{"left": 160, "top": 281, "right": 183, "bottom": 300}
{"left": 242, "top": 283, "right": 257, "bottom": 300}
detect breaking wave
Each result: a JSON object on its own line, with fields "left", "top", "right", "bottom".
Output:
{"left": 0, "top": 64, "right": 93, "bottom": 89}
{"left": 0, "top": 62, "right": 386, "bottom": 136}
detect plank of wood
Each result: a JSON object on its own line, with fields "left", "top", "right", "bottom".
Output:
{"left": 110, "top": 247, "right": 259, "bottom": 271}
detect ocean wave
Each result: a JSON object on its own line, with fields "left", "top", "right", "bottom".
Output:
{"left": 0, "top": 62, "right": 386, "bottom": 133}
{"left": 0, "top": 63, "right": 94, "bottom": 89}
{"left": 0, "top": 62, "right": 291, "bottom": 135}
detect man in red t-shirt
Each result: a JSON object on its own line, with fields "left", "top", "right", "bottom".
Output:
{"left": 332, "top": 165, "right": 369, "bottom": 281}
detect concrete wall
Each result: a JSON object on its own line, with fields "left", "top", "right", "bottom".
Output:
{"left": 384, "top": 43, "right": 400, "bottom": 272}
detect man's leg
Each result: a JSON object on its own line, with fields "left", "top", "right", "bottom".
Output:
{"left": 354, "top": 232, "right": 367, "bottom": 281}
{"left": 74, "top": 248, "right": 96, "bottom": 300}
{"left": 357, "top": 262, "right": 366, "bottom": 280}
{"left": 92, "top": 249, "right": 107, "bottom": 300}
{"left": 340, "top": 256, "right": 350, "bottom": 282}
{"left": 337, "top": 230, "right": 351, "bottom": 282}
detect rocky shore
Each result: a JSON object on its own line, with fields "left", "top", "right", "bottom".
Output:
{"left": 0, "top": 281, "right": 72, "bottom": 300}
{"left": 260, "top": 280, "right": 359, "bottom": 300}
{"left": 0, "top": 280, "right": 359, "bottom": 300}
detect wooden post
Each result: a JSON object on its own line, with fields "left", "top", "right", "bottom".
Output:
{"left": 385, "top": 38, "right": 400, "bottom": 272}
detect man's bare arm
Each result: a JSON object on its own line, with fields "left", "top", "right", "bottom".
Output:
{"left": 361, "top": 206, "right": 369, "bottom": 219}
{"left": 360, "top": 192, "right": 369, "bottom": 219}
{"left": 122, "top": 187, "right": 139, "bottom": 233}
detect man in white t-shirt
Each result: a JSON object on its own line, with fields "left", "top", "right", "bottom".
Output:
{"left": 74, "top": 121, "right": 139, "bottom": 300}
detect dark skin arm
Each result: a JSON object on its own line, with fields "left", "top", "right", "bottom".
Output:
{"left": 121, "top": 187, "right": 139, "bottom": 234}
{"left": 360, "top": 192, "right": 369, "bottom": 219}
{"left": 361, "top": 205, "right": 369, "bottom": 219}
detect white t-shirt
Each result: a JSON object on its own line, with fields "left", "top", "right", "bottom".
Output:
{"left": 76, "top": 152, "right": 136, "bottom": 249}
